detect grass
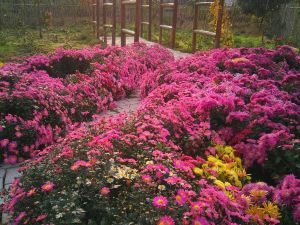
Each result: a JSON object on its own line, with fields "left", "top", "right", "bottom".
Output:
{"left": 1, "top": 23, "right": 298, "bottom": 63}
{"left": 144, "top": 27, "right": 297, "bottom": 53}
{"left": 0, "top": 23, "right": 101, "bottom": 62}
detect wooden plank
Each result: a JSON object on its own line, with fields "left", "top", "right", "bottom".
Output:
{"left": 121, "top": 0, "right": 126, "bottom": 46}
{"left": 104, "top": 24, "right": 113, "bottom": 28}
{"left": 192, "top": 2, "right": 199, "bottom": 52}
{"left": 148, "top": 0, "right": 152, "bottom": 40}
{"left": 122, "top": 0, "right": 136, "bottom": 5}
{"left": 161, "top": 3, "right": 174, "bottom": 7}
{"left": 215, "top": 0, "right": 224, "bottom": 48}
{"left": 194, "top": 29, "right": 216, "bottom": 36}
{"left": 103, "top": 0, "right": 107, "bottom": 44}
{"left": 159, "top": 0, "right": 163, "bottom": 44}
{"left": 96, "top": 0, "right": 100, "bottom": 39}
{"left": 135, "top": 0, "right": 141, "bottom": 42}
{"left": 195, "top": 1, "right": 213, "bottom": 5}
{"left": 140, "top": 0, "right": 152, "bottom": 40}
{"left": 160, "top": 24, "right": 173, "bottom": 30}
{"left": 112, "top": 0, "right": 116, "bottom": 45}
{"left": 122, "top": 28, "right": 136, "bottom": 36}
{"left": 171, "top": 0, "right": 178, "bottom": 49}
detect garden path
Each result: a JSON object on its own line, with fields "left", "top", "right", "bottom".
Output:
{"left": 105, "top": 37, "right": 191, "bottom": 60}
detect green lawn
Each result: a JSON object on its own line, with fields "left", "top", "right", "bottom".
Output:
{"left": 0, "top": 23, "right": 100, "bottom": 62}
{"left": 0, "top": 24, "right": 297, "bottom": 63}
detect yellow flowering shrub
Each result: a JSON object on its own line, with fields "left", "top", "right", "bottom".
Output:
{"left": 200, "top": 145, "right": 250, "bottom": 188}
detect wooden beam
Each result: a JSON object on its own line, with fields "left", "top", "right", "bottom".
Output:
{"left": 194, "top": 29, "right": 216, "bottom": 36}
{"left": 122, "top": 28, "right": 136, "bottom": 36}
{"left": 160, "top": 24, "right": 173, "bottom": 30}
{"left": 215, "top": 0, "right": 224, "bottom": 48}
{"left": 171, "top": 0, "right": 178, "bottom": 49}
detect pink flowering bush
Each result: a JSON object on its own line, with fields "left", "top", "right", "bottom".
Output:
{"left": 274, "top": 175, "right": 300, "bottom": 223}
{"left": 2, "top": 115, "right": 282, "bottom": 224}
{"left": 1, "top": 45, "right": 299, "bottom": 224}
{"left": 140, "top": 45, "right": 300, "bottom": 181}
{"left": 0, "top": 44, "right": 173, "bottom": 163}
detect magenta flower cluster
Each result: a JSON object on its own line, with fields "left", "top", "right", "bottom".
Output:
{"left": 0, "top": 44, "right": 173, "bottom": 164}
{"left": 1, "top": 45, "right": 299, "bottom": 224}
{"left": 140, "top": 45, "right": 300, "bottom": 173}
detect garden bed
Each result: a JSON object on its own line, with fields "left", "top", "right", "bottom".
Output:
{"left": 1, "top": 45, "right": 300, "bottom": 225}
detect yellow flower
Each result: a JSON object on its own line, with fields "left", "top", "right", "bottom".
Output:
{"left": 193, "top": 167, "right": 203, "bottom": 176}
{"left": 0, "top": 62, "right": 4, "bottom": 68}
{"left": 250, "top": 190, "right": 268, "bottom": 200}
{"left": 246, "top": 206, "right": 265, "bottom": 220}
{"left": 107, "top": 178, "right": 114, "bottom": 183}
{"left": 214, "top": 180, "right": 226, "bottom": 190}
{"left": 224, "top": 146, "right": 233, "bottom": 154}
{"left": 262, "top": 202, "right": 281, "bottom": 219}
{"left": 224, "top": 182, "right": 231, "bottom": 187}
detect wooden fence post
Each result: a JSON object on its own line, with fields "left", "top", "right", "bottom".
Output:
{"left": 135, "top": 0, "right": 141, "bottom": 42}
{"left": 121, "top": 0, "right": 141, "bottom": 46}
{"left": 159, "top": 0, "right": 178, "bottom": 49}
{"left": 215, "top": 0, "right": 224, "bottom": 48}
{"left": 37, "top": 0, "right": 42, "bottom": 38}
{"left": 171, "top": 0, "right": 178, "bottom": 49}
{"left": 96, "top": 0, "right": 100, "bottom": 39}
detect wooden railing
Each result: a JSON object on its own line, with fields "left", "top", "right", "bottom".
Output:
{"left": 91, "top": 0, "right": 224, "bottom": 51}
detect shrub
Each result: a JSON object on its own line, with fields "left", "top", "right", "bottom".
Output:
{"left": 0, "top": 44, "right": 173, "bottom": 164}
{"left": 2, "top": 45, "right": 299, "bottom": 224}
{"left": 140, "top": 46, "right": 300, "bottom": 182}
{"left": 2, "top": 114, "right": 281, "bottom": 224}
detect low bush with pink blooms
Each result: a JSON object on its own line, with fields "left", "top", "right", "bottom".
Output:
{"left": 0, "top": 44, "right": 173, "bottom": 164}
{"left": 2, "top": 45, "right": 300, "bottom": 225}
{"left": 140, "top": 45, "right": 300, "bottom": 182}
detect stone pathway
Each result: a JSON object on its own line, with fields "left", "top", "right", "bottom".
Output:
{"left": 100, "top": 91, "right": 140, "bottom": 117}
{"left": 0, "top": 165, "right": 21, "bottom": 223}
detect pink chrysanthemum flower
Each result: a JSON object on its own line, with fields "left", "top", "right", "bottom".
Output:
{"left": 35, "top": 214, "right": 48, "bottom": 222}
{"left": 153, "top": 196, "right": 168, "bottom": 208}
{"left": 141, "top": 175, "right": 152, "bottom": 183}
{"left": 14, "top": 212, "right": 26, "bottom": 223}
{"left": 100, "top": 187, "right": 110, "bottom": 195}
{"left": 192, "top": 217, "right": 210, "bottom": 225}
{"left": 191, "top": 201, "right": 203, "bottom": 213}
{"left": 41, "top": 182, "right": 54, "bottom": 192}
{"left": 175, "top": 190, "right": 188, "bottom": 206}
{"left": 157, "top": 216, "right": 175, "bottom": 225}
{"left": 70, "top": 160, "right": 89, "bottom": 171}
{"left": 27, "top": 188, "right": 36, "bottom": 197}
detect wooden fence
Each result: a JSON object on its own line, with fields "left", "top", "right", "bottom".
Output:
{"left": 90, "top": 0, "right": 224, "bottom": 52}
